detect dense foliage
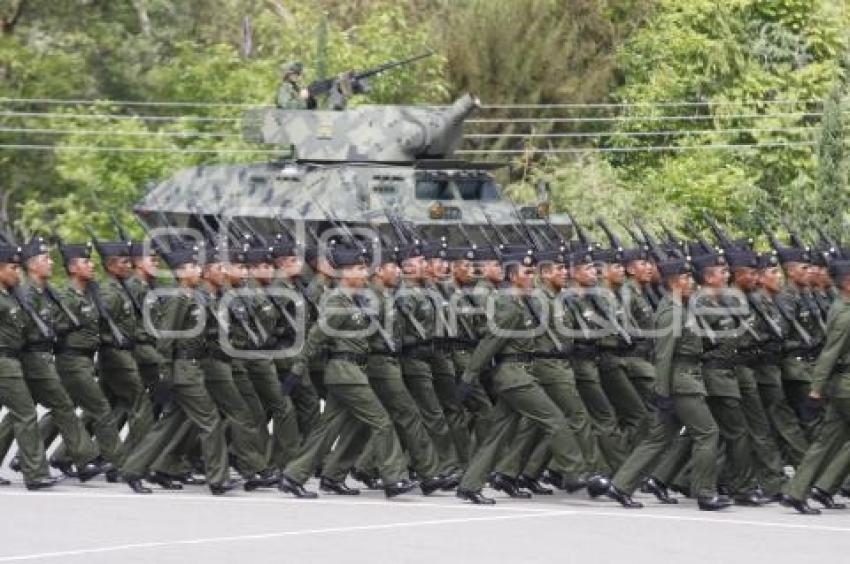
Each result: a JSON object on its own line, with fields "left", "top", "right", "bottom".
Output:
{"left": 1, "top": 0, "right": 848, "bottom": 243}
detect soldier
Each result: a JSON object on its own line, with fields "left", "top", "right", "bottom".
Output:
{"left": 277, "top": 244, "right": 418, "bottom": 499}
{"left": 396, "top": 242, "right": 461, "bottom": 477}
{"left": 316, "top": 242, "right": 452, "bottom": 495}
{"left": 491, "top": 246, "right": 610, "bottom": 496}
{"left": 0, "top": 236, "right": 103, "bottom": 481}
{"left": 234, "top": 243, "right": 301, "bottom": 472}
{"left": 42, "top": 241, "right": 123, "bottom": 474}
{"left": 567, "top": 251, "right": 632, "bottom": 471}
{"left": 690, "top": 250, "right": 767, "bottom": 505}
{"left": 93, "top": 238, "right": 155, "bottom": 464}
{"left": 0, "top": 242, "right": 54, "bottom": 490}
{"left": 122, "top": 246, "right": 235, "bottom": 495}
{"left": 127, "top": 241, "right": 165, "bottom": 414}
{"left": 276, "top": 61, "right": 310, "bottom": 110}
{"left": 731, "top": 251, "right": 788, "bottom": 501}
{"left": 759, "top": 245, "right": 811, "bottom": 464}
{"left": 270, "top": 237, "right": 321, "bottom": 439}
{"left": 605, "top": 256, "right": 730, "bottom": 511}
{"left": 456, "top": 247, "right": 591, "bottom": 504}
{"left": 782, "top": 259, "right": 850, "bottom": 514}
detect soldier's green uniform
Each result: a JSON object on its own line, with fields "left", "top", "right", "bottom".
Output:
{"left": 321, "top": 281, "right": 444, "bottom": 484}
{"left": 784, "top": 278, "right": 850, "bottom": 503}
{"left": 691, "top": 282, "right": 759, "bottom": 501}
{"left": 459, "top": 286, "right": 587, "bottom": 497}
{"left": 611, "top": 291, "right": 722, "bottom": 501}
{"left": 0, "top": 280, "right": 51, "bottom": 484}
{"left": 496, "top": 281, "right": 607, "bottom": 481}
{"left": 427, "top": 277, "right": 472, "bottom": 466}
{"left": 568, "top": 286, "right": 632, "bottom": 470}
{"left": 399, "top": 279, "right": 460, "bottom": 474}
{"left": 122, "top": 286, "right": 229, "bottom": 488}
{"left": 618, "top": 276, "right": 658, "bottom": 404}
{"left": 240, "top": 274, "right": 300, "bottom": 470}
{"left": 198, "top": 286, "right": 269, "bottom": 477}
{"left": 731, "top": 275, "right": 788, "bottom": 498}
{"left": 777, "top": 280, "right": 825, "bottom": 440}
{"left": 271, "top": 273, "right": 320, "bottom": 438}
{"left": 0, "top": 277, "right": 98, "bottom": 469}
{"left": 97, "top": 275, "right": 154, "bottom": 463}
{"left": 48, "top": 280, "right": 122, "bottom": 466}
{"left": 281, "top": 289, "right": 409, "bottom": 488}
{"left": 125, "top": 274, "right": 164, "bottom": 398}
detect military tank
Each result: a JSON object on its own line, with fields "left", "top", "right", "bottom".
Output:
{"left": 133, "top": 93, "right": 568, "bottom": 242}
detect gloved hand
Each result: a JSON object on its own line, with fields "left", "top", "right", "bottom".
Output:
{"left": 279, "top": 374, "right": 300, "bottom": 396}
{"left": 798, "top": 394, "right": 824, "bottom": 423}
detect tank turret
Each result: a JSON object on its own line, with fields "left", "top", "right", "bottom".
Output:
{"left": 242, "top": 94, "right": 479, "bottom": 162}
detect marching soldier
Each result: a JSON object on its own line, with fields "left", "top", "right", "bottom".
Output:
{"left": 0, "top": 242, "right": 54, "bottom": 490}
{"left": 605, "top": 255, "right": 731, "bottom": 511}
{"left": 782, "top": 259, "right": 850, "bottom": 514}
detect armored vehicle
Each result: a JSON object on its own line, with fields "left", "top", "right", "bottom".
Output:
{"left": 133, "top": 93, "right": 568, "bottom": 243}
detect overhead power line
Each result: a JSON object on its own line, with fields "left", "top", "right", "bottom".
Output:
{"left": 0, "top": 126, "right": 242, "bottom": 139}
{"left": 0, "top": 144, "right": 280, "bottom": 154}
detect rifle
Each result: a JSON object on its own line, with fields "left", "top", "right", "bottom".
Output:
{"left": 191, "top": 212, "right": 266, "bottom": 348}
{"left": 306, "top": 51, "right": 434, "bottom": 109}
{"left": 102, "top": 220, "right": 145, "bottom": 318}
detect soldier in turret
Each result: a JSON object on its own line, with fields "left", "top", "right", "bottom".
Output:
{"left": 276, "top": 61, "right": 310, "bottom": 110}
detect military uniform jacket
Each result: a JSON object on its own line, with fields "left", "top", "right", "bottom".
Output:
{"left": 56, "top": 284, "right": 100, "bottom": 353}
{"left": 99, "top": 278, "right": 137, "bottom": 348}
{"left": 276, "top": 81, "right": 303, "bottom": 109}
{"left": 291, "top": 290, "right": 371, "bottom": 386}
{"left": 398, "top": 281, "right": 436, "bottom": 377}
{"left": 0, "top": 288, "right": 27, "bottom": 362}
{"left": 365, "top": 285, "right": 403, "bottom": 380}
{"left": 654, "top": 294, "right": 705, "bottom": 397}
{"left": 125, "top": 275, "right": 161, "bottom": 364}
{"left": 620, "top": 278, "right": 655, "bottom": 357}
{"left": 566, "top": 287, "right": 618, "bottom": 356}
{"left": 693, "top": 290, "right": 741, "bottom": 398}
{"left": 811, "top": 296, "right": 850, "bottom": 399}
{"left": 776, "top": 284, "right": 825, "bottom": 356}
{"left": 157, "top": 290, "right": 206, "bottom": 368}
{"left": 18, "top": 280, "right": 58, "bottom": 352}
{"left": 532, "top": 286, "right": 576, "bottom": 385}
{"left": 463, "top": 292, "right": 537, "bottom": 394}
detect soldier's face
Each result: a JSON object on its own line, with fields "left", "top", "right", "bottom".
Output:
{"left": 701, "top": 265, "right": 729, "bottom": 288}
{"left": 177, "top": 263, "right": 201, "bottom": 287}
{"left": 452, "top": 260, "right": 472, "bottom": 284}
{"left": 511, "top": 265, "right": 536, "bottom": 290}
{"left": 760, "top": 267, "right": 783, "bottom": 293}
{"left": 785, "top": 263, "right": 809, "bottom": 285}
{"left": 402, "top": 256, "right": 426, "bottom": 281}
{"left": 839, "top": 274, "right": 850, "bottom": 294}
{"left": 428, "top": 258, "right": 449, "bottom": 279}
{"left": 251, "top": 263, "right": 274, "bottom": 284}
{"left": 0, "top": 263, "right": 20, "bottom": 286}
{"left": 26, "top": 254, "right": 53, "bottom": 279}
{"left": 203, "top": 262, "right": 227, "bottom": 287}
{"left": 572, "top": 263, "right": 597, "bottom": 286}
{"left": 376, "top": 262, "right": 400, "bottom": 287}
{"left": 603, "top": 262, "right": 625, "bottom": 285}
{"left": 226, "top": 262, "right": 246, "bottom": 285}
{"left": 106, "top": 256, "right": 131, "bottom": 279}
{"left": 541, "top": 263, "right": 567, "bottom": 289}
{"left": 732, "top": 267, "right": 757, "bottom": 290}
{"left": 276, "top": 256, "right": 303, "bottom": 277}
{"left": 481, "top": 260, "right": 503, "bottom": 283}
{"left": 814, "top": 266, "right": 830, "bottom": 288}
{"left": 69, "top": 258, "right": 94, "bottom": 281}
{"left": 134, "top": 255, "right": 159, "bottom": 277}
{"left": 341, "top": 264, "right": 368, "bottom": 288}
{"left": 626, "top": 260, "right": 653, "bottom": 284}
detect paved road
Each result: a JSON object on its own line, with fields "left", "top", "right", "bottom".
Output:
{"left": 0, "top": 477, "right": 848, "bottom": 564}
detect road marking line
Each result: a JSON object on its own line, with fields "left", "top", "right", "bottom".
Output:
{"left": 0, "top": 510, "right": 576, "bottom": 562}
{"left": 575, "top": 510, "right": 850, "bottom": 533}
